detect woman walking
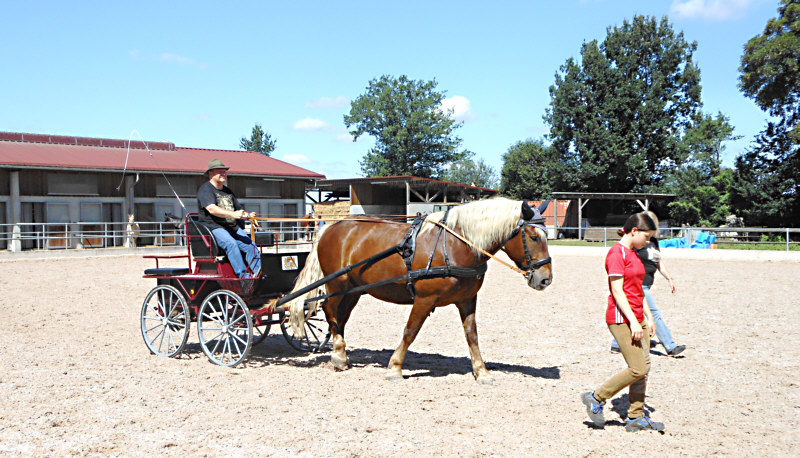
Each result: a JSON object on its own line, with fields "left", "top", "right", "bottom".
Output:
{"left": 610, "top": 211, "right": 685, "bottom": 356}
{"left": 582, "top": 212, "right": 665, "bottom": 432}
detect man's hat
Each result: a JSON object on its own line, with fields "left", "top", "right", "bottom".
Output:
{"left": 205, "top": 158, "right": 230, "bottom": 175}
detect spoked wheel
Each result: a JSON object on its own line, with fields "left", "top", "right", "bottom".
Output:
{"left": 251, "top": 318, "right": 272, "bottom": 346}
{"left": 280, "top": 306, "right": 331, "bottom": 353}
{"left": 197, "top": 290, "right": 253, "bottom": 367}
{"left": 141, "top": 285, "right": 190, "bottom": 357}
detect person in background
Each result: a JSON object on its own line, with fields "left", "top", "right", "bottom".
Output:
{"left": 582, "top": 212, "right": 666, "bottom": 432}
{"left": 197, "top": 158, "right": 261, "bottom": 279}
{"left": 611, "top": 211, "right": 685, "bottom": 357}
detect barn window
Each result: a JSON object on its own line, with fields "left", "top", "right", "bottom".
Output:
{"left": 156, "top": 176, "right": 196, "bottom": 197}
{"left": 47, "top": 174, "right": 99, "bottom": 195}
{"left": 246, "top": 178, "right": 281, "bottom": 198}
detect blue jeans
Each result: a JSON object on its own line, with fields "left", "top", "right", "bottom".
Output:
{"left": 211, "top": 227, "right": 262, "bottom": 278}
{"left": 612, "top": 286, "right": 677, "bottom": 352}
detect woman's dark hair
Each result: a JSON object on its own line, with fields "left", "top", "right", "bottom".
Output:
{"left": 617, "top": 212, "right": 657, "bottom": 237}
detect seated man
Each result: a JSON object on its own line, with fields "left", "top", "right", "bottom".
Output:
{"left": 197, "top": 158, "right": 262, "bottom": 278}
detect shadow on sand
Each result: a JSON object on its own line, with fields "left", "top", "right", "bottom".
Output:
{"left": 176, "top": 333, "right": 560, "bottom": 379}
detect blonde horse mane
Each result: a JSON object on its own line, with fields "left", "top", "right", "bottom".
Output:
{"left": 420, "top": 197, "right": 522, "bottom": 252}
{"left": 287, "top": 224, "right": 329, "bottom": 337}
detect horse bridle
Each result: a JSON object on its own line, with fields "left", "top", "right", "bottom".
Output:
{"left": 503, "top": 218, "right": 552, "bottom": 280}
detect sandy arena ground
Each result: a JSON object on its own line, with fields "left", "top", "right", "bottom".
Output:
{"left": 0, "top": 246, "right": 798, "bottom": 456}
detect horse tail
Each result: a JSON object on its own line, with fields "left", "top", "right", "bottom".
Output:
{"left": 287, "top": 224, "right": 329, "bottom": 338}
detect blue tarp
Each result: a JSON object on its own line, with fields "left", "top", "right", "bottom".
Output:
{"left": 659, "top": 232, "right": 717, "bottom": 249}
{"left": 690, "top": 231, "right": 716, "bottom": 249}
{"left": 659, "top": 237, "right": 687, "bottom": 248}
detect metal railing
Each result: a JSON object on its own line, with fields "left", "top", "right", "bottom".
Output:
{"left": 3, "top": 221, "right": 796, "bottom": 252}
{"left": 549, "top": 225, "right": 800, "bottom": 251}
{"left": 0, "top": 220, "right": 310, "bottom": 252}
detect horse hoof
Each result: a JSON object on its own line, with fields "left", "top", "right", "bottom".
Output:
{"left": 385, "top": 371, "right": 403, "bottom": 383}
{"left": 330, "top": 354, "right": 350, "bottom": 371}
{"left": 477, "top": 375, "right": 496, "bottom": 386}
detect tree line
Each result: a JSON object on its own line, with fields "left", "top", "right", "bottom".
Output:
{"left": 240, "top": 1, "right": 799, "bottom": 228}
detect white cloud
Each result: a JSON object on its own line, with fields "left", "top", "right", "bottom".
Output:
{"left": 336, "top": 132, "right": 355, "bottom": 143}
{"left": 439, "top": 96, "right": 475, "bottom": 122}
{"left": 292, "top": 118, "right": 329, "bottom": 131}
{"left": 306, "top": 96, "right": 349, "bottom": 109}
{"left": 159, "top": 52, "right": 208, "bottom": 69}
{"left": 282, "top": 154, "right": 311, "bottom": 164}
{"left": 669, "top": 0, "right": 753, "bottom": 21}
{"left": 128, "top": 50, "right": 207, "bottom": 68}
{"left": 160, "top": 53, "right": 193, "bottom": 65}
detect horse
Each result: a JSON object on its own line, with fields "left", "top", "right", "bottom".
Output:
{"left": 285, "top": 197, "right": 552, "bottom": 384}
{"left": 299, "top": 213, "right": 316, "bottom": 241}
{"left": 126, "top": 214, "right": 141, "bottom": 248}
{"left": 163, "top": 212, "right": 183, "bottom": 230}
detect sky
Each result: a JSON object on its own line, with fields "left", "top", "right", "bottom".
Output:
{"left": 0, "top": 0, "right": 784, "bottom": 180}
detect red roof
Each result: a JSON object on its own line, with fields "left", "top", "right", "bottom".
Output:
{"left": 0, "top": 131, "right": 325, "bottom": 179}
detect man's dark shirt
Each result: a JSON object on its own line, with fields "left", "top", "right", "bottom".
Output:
{"left": 197, "top": 181, "right": 243, "bottom": 233}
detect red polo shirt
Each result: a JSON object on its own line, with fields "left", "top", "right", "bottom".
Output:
{"left": 605, "top": 243, "right": 646, "bottom": 324}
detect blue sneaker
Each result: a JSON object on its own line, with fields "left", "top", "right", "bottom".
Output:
{"left": 581, "top": 392, "right": 605, "bottom": 427}
{"left": 625, "top": 416, "right": 665, "bottom": 432}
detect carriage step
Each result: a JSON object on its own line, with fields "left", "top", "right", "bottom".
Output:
{"left": 144, "top": 267, "right": 190, "bottom": 277}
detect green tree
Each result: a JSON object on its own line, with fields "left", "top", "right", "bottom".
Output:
{"left": 734, "top": 0, "right": 800, "bottom": 226}
{"left": 666, "top": 113, "right": 740, "bottom": 225}
{"left": 344, "top": 75, "right": 466, "bottom": 178}
{"left": 544, "top": 15, "right": 702, "bottom": 193}
{"left": 499, "top": 139, "right": 567, "bottom": 199}
{"left": 240, "top": 123, "right": 276, "bottom": 156}
{"left": 668, "top": 167, "right": 734, "bottom": 226}
{"left": 440, "top": 153, "right": 499, "bottom": 189}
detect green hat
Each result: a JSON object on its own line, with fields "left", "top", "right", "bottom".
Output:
{"left": 205, "top": 158, "right": 230, "bottom": 174}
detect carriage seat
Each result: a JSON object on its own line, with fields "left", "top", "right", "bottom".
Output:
{"left": 144, "top": 267, "right": 190, "bottom": 277}
{"left": 187, "top": 215, "right": 221, "bottom": 260}
{"left": 254, "top": 232, "right": 275, "bottom": 246}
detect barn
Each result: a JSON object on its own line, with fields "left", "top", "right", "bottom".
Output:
{"left": 0, "top": 131, "right": 325, "bottom": 251}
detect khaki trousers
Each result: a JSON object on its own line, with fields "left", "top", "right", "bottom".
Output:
{"left": 594, "top": 321, "right": 651, "bottom": 419}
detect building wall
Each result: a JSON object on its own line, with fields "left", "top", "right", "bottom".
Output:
{"left": 350, "top": 183, "right": 406, "bottom": 206}
{"left": 1, "top": 168, "right": 312, "bottom": 250}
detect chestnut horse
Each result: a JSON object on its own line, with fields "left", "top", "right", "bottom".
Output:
{"left": 286, "top": 197, "right": 552, "bottom": 384}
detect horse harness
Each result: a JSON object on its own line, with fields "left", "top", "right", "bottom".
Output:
{"left": 279, "top": 207, "right": 550, "bottom": 308}
{"left": 397, "top": 208, "right": 490, "bottom": 300}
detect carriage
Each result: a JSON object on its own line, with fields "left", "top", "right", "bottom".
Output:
{"left": 141, "top": 199, "right": 553, "bottom": 382}
{"left": 140, "top": 213, "right": 330, "bottom": 367}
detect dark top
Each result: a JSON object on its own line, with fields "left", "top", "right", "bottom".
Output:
{"left": 635, "top": 239, "right": 661, "bottom": 287}
{"left": 196, "top": 181, "right": 243, "bottom": 233}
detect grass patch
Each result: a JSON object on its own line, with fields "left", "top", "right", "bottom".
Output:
{"left": 547, "top": 239, "right": 800, "bottom": 251}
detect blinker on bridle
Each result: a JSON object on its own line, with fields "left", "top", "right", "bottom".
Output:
{"left": 505, "top": 204, "right": 552, "bottom": 277}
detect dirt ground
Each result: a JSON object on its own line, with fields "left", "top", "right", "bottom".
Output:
{"left": 1, "top": 247, "right": 798, "bottom": 456}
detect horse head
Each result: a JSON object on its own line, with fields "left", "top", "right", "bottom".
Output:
{"left": 501, "top": 201, "right": 552, "bottom": 291}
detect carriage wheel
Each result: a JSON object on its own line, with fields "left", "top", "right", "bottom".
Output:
{"left": 141, "top": 285, "right": 190, "bottom": 358}
{"left": 197, "top": 290, "right": 253, "bottom": 367}
{"left": 251, "top": 319, "right": 272, "bottom": 346}
{"left": 280, "top": 306, "right": 331, "bottom": 353}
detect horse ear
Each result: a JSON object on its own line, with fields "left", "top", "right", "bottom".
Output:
{"left": 538, "top": 200, "right": 550, "bottom": 214}
{"left": 521, "top": 201, "right": 535, "bottom": 220}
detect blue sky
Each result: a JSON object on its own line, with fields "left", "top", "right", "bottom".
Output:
{"left": 0, "top": 0, "right": 782, "bottom": 179}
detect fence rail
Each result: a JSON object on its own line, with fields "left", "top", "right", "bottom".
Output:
{"left": 553, "top": 225, "right": 800, "bottom": 251}
{"left": 1, "top": 222, "right": 798, "bottom": 252}
{"left": 0, "top": 220, "right": 310, "bottom": 252}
